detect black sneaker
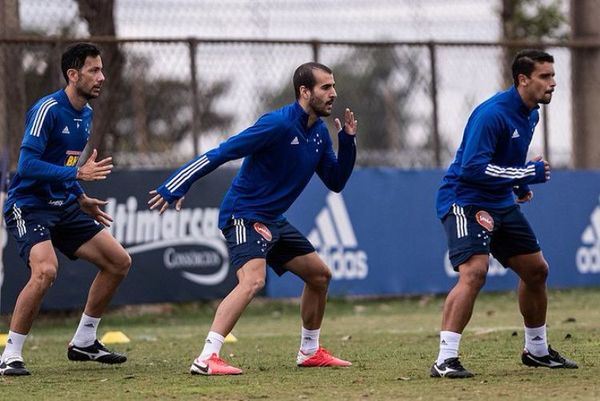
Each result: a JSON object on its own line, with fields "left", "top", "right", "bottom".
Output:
{"left": 521, "top": 345, "right": 578, "bottom": 369}
{"left": 67, "top": 340, "right": 127, "bottom": 364}
{"left": 431, "top": 357, "right": 474, "bottom": 378}
{"left": 0, "top": 357, "right": 31, "bottom": 376}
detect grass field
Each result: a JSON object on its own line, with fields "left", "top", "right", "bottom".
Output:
{"left": 1, "top": 288, "right": 599, "bottom": 401}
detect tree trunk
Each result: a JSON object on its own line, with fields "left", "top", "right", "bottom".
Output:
{"left": 571, "top": 0, "right": 600, "bottom": 168}
{"left": 0, "top": 0, "right": 26, "bottom": 170}
{"left": 76, "top": 0, "right": 124, "bottom": 158}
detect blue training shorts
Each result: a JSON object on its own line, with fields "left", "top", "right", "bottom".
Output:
{"left": 4, "top": 201, "right": 104, "bottom": 266}
{"left": 441, "top": 204, "right": 540, "bottom": 270}
{"left": 221, "top": 218, "right": 315, "bottom": 275}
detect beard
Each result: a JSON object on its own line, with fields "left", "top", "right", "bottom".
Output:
{"left": 76, "top": 84, "right": 100, "bottom": 100}
{"left": 309, "top": 96, "right": 333, "bottom": 117}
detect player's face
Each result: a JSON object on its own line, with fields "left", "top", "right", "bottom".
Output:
{"left": 308, "top": 69, "right": 337, "bottom": 117}
{"left": 523, "top": 62, "right": 556, "bottom": 105}
{"left": 74, "top": 55, "right": 105, "bottom": 100}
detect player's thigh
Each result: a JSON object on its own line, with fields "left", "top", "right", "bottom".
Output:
{"left": 266, "top": 221, "right": 317, "bottom": 277}
{"left": 507, "top": 251, "right": 548, "bottom": 284}
{"left": 236, "top": 258, "right": 268, "bottom": 287}
{"left": 4, "top": 204, "right": 60, "bottom": 267}
{"left": 29, "top": 240, "right": 59, "bottom": 281}
{"left": 442, "top": 204, "right": 493, "bottom": 271}
{"left": 284, "top": 252, "right": 331, "bottom": 286}
{"left": 490, "top": 206, "right": 541, "bottom": 268}
{"left": 74, "top": 230, "right": 131, "bottom": 274}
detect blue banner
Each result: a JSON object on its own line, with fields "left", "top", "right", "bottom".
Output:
{"left": 2, "top": 168, "right": 599, "bottom": 311}
{"left": 265, "top": 169, "right": 600, "bottom": 298}
{"left": 0, "top": 169, "right": 239, "bottom": 313}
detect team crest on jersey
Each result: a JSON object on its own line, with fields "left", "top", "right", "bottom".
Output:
{"left": 253, "top": 222, "right": 272, "bottom": 241}
{"left": 64, "top": 150, "right": 82, "bottom": 167}
{"left": 476, "top": 211, "right": 494, "bottom": 231}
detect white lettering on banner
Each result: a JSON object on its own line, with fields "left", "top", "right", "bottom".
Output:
{"left": 443, "top": 251, "right": 508, "bottom": 277}
{"left": 308, "top": 193, "right": 369, "bottom": 280}
{"left": 576, "top": 196, "right": 600, "bottom": 273}
{"left": 105, "top": 196, "right": 228, "bottom": 285}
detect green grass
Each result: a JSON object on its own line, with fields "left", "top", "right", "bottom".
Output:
{"left": 1, "top": 289, "right": 600, "bottom": 401}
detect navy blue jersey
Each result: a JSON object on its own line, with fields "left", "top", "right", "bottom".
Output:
{"left": 5, "top": 89, "right": 91, "bottom": 212}
{"left": 436, "top": 86, "right": 547, "bottom": 218}
{"left": 157, "top": 102, "right": 356, "bottom": 228}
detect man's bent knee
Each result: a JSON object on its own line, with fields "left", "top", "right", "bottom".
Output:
{"left": 523, "top": 260, "right": 549, "bottom": 286}
{"left": 105, "top": 251, "right": 132, "bottom": 277}
{"left": 240, "top": 276, "right": 265, "bottom": 297}
{"left": 307, "top": 265, "right": 332, "bottom": 291}
{"left": 458, "top": 262, "right": 488, "bottom": 290}
{"left": 30, "top": 263, "right": 58, "bottom": 288}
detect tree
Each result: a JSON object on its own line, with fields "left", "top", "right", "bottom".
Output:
{"left": 0, "top": 0, "right": 25, "bottom": 170}
{"left": 571, "top": 1, "right": 600, "bottom": 168}
{"left": 499, "top": 0, "right": 568, "bottom": 84}
{"left": 265, "top": 46, "right": 441, "bottom": 167}
{"left": 76, "top": 0, "right": 124, "bottom": 157}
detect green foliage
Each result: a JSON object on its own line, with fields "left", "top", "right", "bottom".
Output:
{"left": 509, "top": 0, "right": 569, "bottom": 40}
{"left": 264, "top": 46, "right": 442, "bottom": 166}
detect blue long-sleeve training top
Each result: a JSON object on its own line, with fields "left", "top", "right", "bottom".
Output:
{"left": 436, "top": 86, "right": 547, "bottom": 218}
{"left": 157, "top": 102, "right": 357, "bottom": 228}
{"left": 5, "top": 89, "right": 90, "bottom": 213}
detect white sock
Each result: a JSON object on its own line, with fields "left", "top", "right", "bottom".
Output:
{"left": 299, "top": 327, "right": 320, "bottom": 355}
{"left": 524, "top": 324, "right": 548, "bottom": 357}
{"left": 436, "top": 331, "right": 461, "bottom": 365}
{"left": 71, "top": 313, "right": 101, "bottom": 347}
{"left": 1, "top": 331, "right": 28, "bottom": 362}
{"left": 199, "top": 331, "right": 225, "bottom": 360}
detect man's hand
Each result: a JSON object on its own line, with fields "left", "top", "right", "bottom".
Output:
{"left": 77, "top": 194, "right": 113, "bottom": 227}
{"left": 516, "top": 191, "right": 534, "bottom": 203}
{"left": 334, "top": 108, "right": 358, "bottom": 136}
{"left": 148, "top": 189, "right": 185, "bottom": 215}
{"left": 76, "top": 149, "right": 113, "bottom": 181}
{"left": 531, "top": 155, "right": 551, "bottom": 181}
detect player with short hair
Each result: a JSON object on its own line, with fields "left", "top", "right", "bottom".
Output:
{"left": 0, "top": 42, "right": 131, "bottom": 376}
{"left": 149, "top": 62, "right": 357, "bottom": 375}
{"left": 431, "top": 49, "right": 578, "bottom": 378}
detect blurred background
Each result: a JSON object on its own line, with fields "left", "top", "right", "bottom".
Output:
{"left": 1, "top": 1, "right": 600, "bottom": 312}
{"left": 1, "top": 0, "right": 598, "bottom": 171}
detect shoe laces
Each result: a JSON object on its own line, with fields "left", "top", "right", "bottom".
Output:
{"left": 315, "top": 347, "right": 331, "bottom": 357}
{"left": 547, "top": 346, "right": 565, "bottom": 362}
{"left": 444, "top": 357, "right": 466, "bottom": 370}
{"left": 207, "top": 354, "right": 229, "bottom": 366}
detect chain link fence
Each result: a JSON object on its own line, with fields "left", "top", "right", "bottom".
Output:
{"left": 0, "top": 37, "right": 581, "bottom": 170}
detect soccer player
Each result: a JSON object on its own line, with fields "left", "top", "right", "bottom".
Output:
{"left": 149, "top": 62, "right": 356, "bottom": 375}
{"left": 431, "top": 49, "right": 578, "bottom": 378}
{"left": 0, "top": 43, "right": 131, "bottom": 376}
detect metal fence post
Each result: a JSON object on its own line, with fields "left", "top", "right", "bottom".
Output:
{"left": 188, "top": 38, "right": 200, "bottom": 157}
{"left": 428, "top": 42, "right": 441, "bottom": 167}
{"left": 542, "top": 104, "right": 550, "bottom": 164}
{"left": 311, "top": 40, "right": 320, "bottom": 62}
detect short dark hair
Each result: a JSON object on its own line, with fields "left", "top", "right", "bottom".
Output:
{"left": 293, "top": 62, "right": 333, "bottom": 99}
{"left": 61, "top": 42, "right": 101, "bottom": 83}
{"left": 511, "top": 49, "right": 554, "bottom": 86}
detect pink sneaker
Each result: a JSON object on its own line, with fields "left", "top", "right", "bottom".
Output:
{"left": 190, "top": 353, "right": 242, "bottom": 375}
{"left": 297, "top": 347, "right": 352, "bottom": 367}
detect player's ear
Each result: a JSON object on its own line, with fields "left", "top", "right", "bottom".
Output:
{"left": 67, "top": 68, "right": 79, "bottom": 84}
{"left": 300, "top": 85, "right": 310, "bottom": 100}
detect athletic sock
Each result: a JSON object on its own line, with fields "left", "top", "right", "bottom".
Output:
{"left": 524, "top": 324, "right": 549, "bottom": 357}
{"left": 199, "top": 331, "right": 225, "bottom": 360}
{"left": 299, "top": 327, "right": 320, "bottom": 355}
{"left": 71, "top": 313, "right": 101, "bottom": 347}
{"left": 436, "top": 330, "right": 461, "bottom": 365}
{"left": 1, "top": 331, "right": 28, "bottom": 362}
